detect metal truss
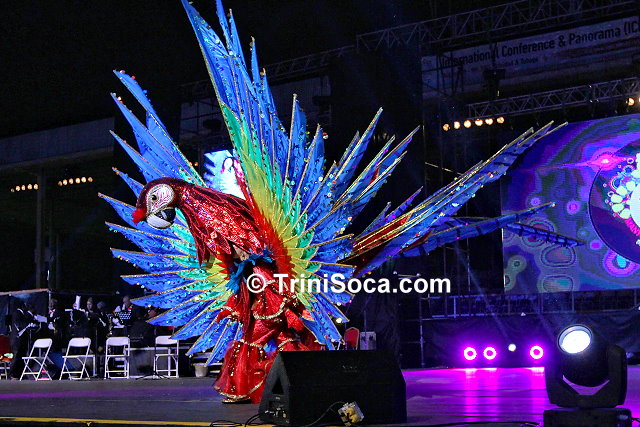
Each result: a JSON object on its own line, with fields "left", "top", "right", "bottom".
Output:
{"left": 421, "top": 288, "right": 639, "bottom": 318}
{"left": 180, "top": 79, "right": 215, "bottom": 103}
{"left": 181, "top": 0, "right": 637, "bottom": 101}
{"left": 466, "top": 77, "right": 640, "bottom": 119}
{"left": 263, "top": 45, "right": 355, "bottom": 83}
{"left": 181, "top": 45, "right": 354, "bottom": 101}
{"left": 356, "top": 0, "right": 637, "bottom": 53}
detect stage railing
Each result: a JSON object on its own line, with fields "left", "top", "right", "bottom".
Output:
{"left": 408, "top": 289, "right": 639, "bottom": 319}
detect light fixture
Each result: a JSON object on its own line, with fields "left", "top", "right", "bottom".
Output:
{"left": 57, "top": 176, "right": 93, "bottom": 187}
{"left": 463, "top": 347, "right": 477, "bottom": 361}
{"left": 508, "top": 343, "right": 517, "bottom": 352}
{"left": 627, "top": 97, "right": 635, "bottom": 106}
{"left": 442, "top": 123, "right": 450, "bottom": 131}
{"left": 453, "top": 121, "right": 461, "bottom": 130}
{"left": 463, "top": 120, "right": 472, "bottom": 128}
{"left": 529, "top": 345, "right": 544, "bottom": 360}
{"left": 558, "top": 325, "right": 591, "bottom": 354}
{"left": 483, "top": 347, "right": 497, "bottom": 361}
{"left": 474, "top": 119, "right": 483, "bottom": 127}
{"left": 544, "top": 324, "right": 629, "bottom": 426}
{"left": 11, "top": 183, "right": 39, "bottom": 192}
{"left": 496, "top": 116, "right": 505, "bottom": 124}
{"left": 485, "top": 118, "right": 494, "bottom": 125}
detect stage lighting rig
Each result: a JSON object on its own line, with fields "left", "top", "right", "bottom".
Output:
{"left": 544, "top": 324, "right": 631, "bottom": 427}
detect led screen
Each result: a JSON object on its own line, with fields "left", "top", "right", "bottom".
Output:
{"left": 502, "top": 115, "right": 640, "bottom": 293}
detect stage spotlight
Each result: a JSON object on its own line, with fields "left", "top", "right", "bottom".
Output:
{"left": 27, "top": 184, "right": 33, "bottom": 190}
{"left": 483, "top": 347, "right": 497, "bottom": 360}
{"left": 463, "top": 347, "right": 477, "bottom": 361}
{"left": 530, "top": 345, "right": 544, "bottom": 360}
{"left": 627, "top": 97, "right": 635, "bottom": 106}
{"left": 14, "top": 186, "right": 20, "bottom": 192}
{"left": 63, "top": 179, "right": 68, "bottom": 185}
{"left": 88, "top": 177, "right": 94, "bottom": 182}
{"left": 544, "top": 324, "right": 629, "bottom": 426}
{"left": 496, "top": 116, "right": 505, "bottom": 124}
{"left": 558, "top": 324, "right": 591, "bottom": 354}
{"left": 68, "top": 178, "right": 74, "bottom": 184}
{"left": 81, "top": 177, "right": 87, "bottom": 183}
{"left": 474, "top": 119, "right": 483, "bottom": 127}
{"left": 34, "top": 184, "right": 38, "bottom": 190}
{"left": 463, "top": 120, "right": 472, "bottom": 128}
{"left": 75, "top": 178, "right": 80, "bottom": 184}
{"left": 453, "top": 121, "right": 461, "bottom": 130}
{"left": 508, "top": 344, "right": 516, "bottom": 352}
{"left": 442, "top": 123, "right": 450, "bottom": 131}
{"left": 58, "top": 181, "right": 62, "bottom": 186}
{"left": 21, "top": 185, "right": 25, "bottom": 191}
{"left": 485, "top": 118, "right": 494, "bottom": 125}
{"left": 558, "top": 325, "right": 593, "bottom": 355}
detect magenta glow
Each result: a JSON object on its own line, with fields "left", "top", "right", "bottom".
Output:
{"left": 463, "top": 347, "right": 477, "bottom": 361}
{"left": 530, "top": 345, "right": 544, "bottom": 360}
{"left": 483, "top": 347, "right": 497, "bottom": 360}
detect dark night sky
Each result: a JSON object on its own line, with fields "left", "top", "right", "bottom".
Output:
{"left": 0, "top": 0, "right": 512, "bottom": 139}
{"left": 0, "top": 0, "right": 515, "bottom": 294}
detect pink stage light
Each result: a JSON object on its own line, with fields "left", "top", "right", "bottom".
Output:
{"left": 463, "top": 347, "right": 477, "bottom": 361}
{"left": 530, "top": 345, "right": 544, "bottom": 360}
{"left": 483, "top": 346, "right": 497, "bottom": 360}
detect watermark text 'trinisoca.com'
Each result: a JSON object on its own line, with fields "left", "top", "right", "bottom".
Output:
{"left": 244, "top": 273, "right": 451, "bottom": 294}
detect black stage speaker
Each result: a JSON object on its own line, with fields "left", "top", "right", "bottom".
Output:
{"left": 259, "top": 350, "right": 406, "bottom": 426}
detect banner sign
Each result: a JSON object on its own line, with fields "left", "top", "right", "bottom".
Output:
{"left": 422, "top": 16, "right": 640, "bottom": 97}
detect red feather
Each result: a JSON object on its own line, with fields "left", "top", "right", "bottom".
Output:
{"left": 132, "top": 208, "right": 146, "bottom": 224}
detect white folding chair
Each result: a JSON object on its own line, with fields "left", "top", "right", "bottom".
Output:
{"left": 154, "top": 335, "right": 179, "bottom": 378}
{"left": 0, "top": 336, "right": 11, "bottom": 380}
{"left": 60, "top": 337, "right": 94, "bottom": 380}
{"left": 20, "top": 338, "right": 53, "bottom": 380}
{"left": 104, "top": 336, "right": 130, "bottom": 379}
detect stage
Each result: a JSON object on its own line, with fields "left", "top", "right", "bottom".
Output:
{"left": 1, "top": 366, "right": 638, "bottom": 426}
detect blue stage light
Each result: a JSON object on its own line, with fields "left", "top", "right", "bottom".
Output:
{"left": 558, "top": 325, "right": 592, "bottom": 354}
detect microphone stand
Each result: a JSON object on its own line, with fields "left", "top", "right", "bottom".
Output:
{"left": 135, "top": 325, "right": 169, "bottom": 380}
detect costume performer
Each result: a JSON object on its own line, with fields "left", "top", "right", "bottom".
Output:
{"left": 101, "top": 0, "right": 583, "bottom": 402}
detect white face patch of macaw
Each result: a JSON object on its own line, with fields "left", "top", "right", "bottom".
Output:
{"left": 146, "top": 184, "right": 175, "bottom": 215}
{"left": 145, "top": 183, "right": 176, "bottom": 229}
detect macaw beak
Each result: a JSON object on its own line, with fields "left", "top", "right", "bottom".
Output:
{"left": 133, "top": 208, "right": 146, "bottom": 225}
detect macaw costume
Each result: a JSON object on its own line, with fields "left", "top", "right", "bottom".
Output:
{"left": 100, "top": 0, "right": 582, "bottom": 402}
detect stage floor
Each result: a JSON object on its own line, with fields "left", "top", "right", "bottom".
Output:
{"left": 0, "top": 366, "right": 638, "bottom": 426}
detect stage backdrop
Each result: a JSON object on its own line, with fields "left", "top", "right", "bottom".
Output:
{"left": 501, "top": 114, "right": 640, "bottom": 293}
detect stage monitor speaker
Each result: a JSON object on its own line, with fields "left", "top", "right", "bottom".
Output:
{"left": 259, "top": 350, "right": 406, "bottom": 426}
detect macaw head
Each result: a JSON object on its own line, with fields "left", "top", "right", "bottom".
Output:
{"left": 133, "top": 178, "right": 181, "bottom": 229}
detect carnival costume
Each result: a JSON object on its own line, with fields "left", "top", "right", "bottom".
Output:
{"left": 101, "top": 0, "right": 582, "bottom": 402}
